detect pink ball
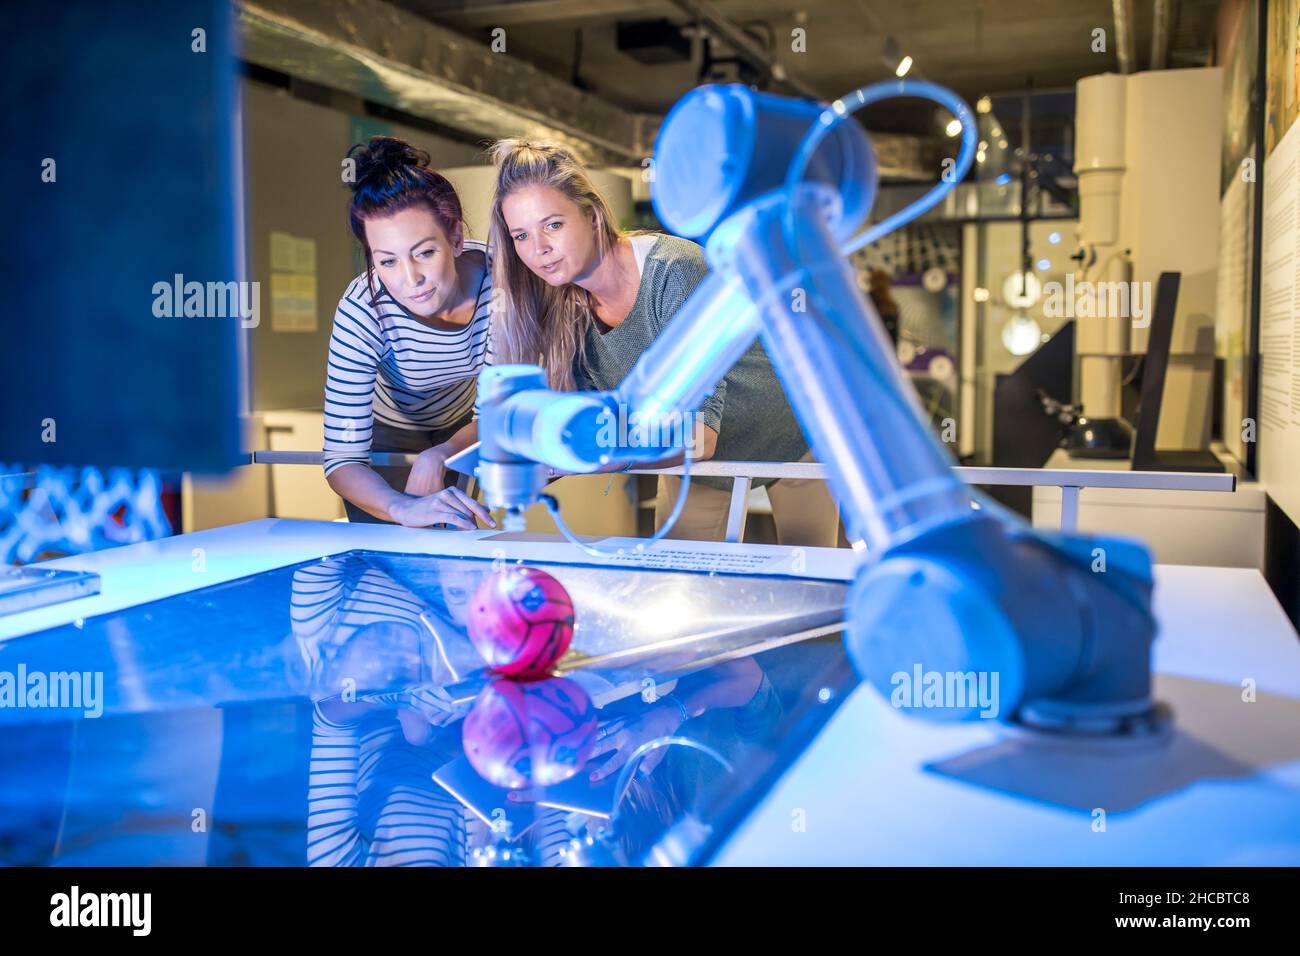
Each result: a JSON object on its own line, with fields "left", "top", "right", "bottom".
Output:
{"left": 462, "top": 676, "right": 597, "bottom": 789}
{"left": 468, "top": 566, "right": 575, "bottom": 677}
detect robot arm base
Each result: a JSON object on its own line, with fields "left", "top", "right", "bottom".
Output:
{"left": 846, "top": 513, "right": 1165, "bottom": 738}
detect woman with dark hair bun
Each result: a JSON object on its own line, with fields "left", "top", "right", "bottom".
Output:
{"left": 323, "top": 136, "right": 496, "bottom": 529}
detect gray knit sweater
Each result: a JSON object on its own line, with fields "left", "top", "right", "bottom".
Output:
{"left": 572, "top": 234, "right": 809, "bottom": 490}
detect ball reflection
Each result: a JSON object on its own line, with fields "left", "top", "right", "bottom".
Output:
{"left": 461, "top": 676, "right": 597, "bottom": 789}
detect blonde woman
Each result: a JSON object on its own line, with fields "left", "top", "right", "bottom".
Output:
{"left": 486, "top": 139, "right": 839, "bottom": 547}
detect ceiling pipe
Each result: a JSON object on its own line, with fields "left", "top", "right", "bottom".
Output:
{"left": 1151, "top": 0, "right": 1172, "bottom": 70}
{"left": 1111, "top": 0, "right": 1138, "bottom": 74}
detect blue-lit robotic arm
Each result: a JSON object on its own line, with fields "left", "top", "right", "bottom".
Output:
{"left": 477, "top": 83, "right": 1165, "bottom": 738}
{"left": 475, "top": 268, "right": 759, "bottom": 505}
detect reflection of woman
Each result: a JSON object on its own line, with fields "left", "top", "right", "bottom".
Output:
{"left": 308, "top": 680, "right": 471, "bottom": 867}
{"left": 487, "top": 140, "right": 840, "bottom": 547}
{"left": 322, "top": 136, "right": 495, "bottom": 531}
{"left": 291, "top": 556, "right": 482, "bottom": 867}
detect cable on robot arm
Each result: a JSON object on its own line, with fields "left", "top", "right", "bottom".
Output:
{"left": 781, "top": 81, "right": 977, "bottom": 438}
{"left": 782, "top": 79, "right": 978, "bottom": 259}
{"left": 540, "top": 444, "right": 694, "bottom": 559}
{"left": 538, "top": 274, "right": 763, "bottom": 557}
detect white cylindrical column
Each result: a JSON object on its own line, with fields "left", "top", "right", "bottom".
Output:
{"left": 1074, "top": 73, "right": 1129, "bottom": 417}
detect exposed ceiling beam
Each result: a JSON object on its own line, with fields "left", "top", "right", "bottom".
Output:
{"left": 400, "top": 0, "right": 658, "bottom": 27}
{"left": 237, "top": 0, "right": 659, "bottom": 163}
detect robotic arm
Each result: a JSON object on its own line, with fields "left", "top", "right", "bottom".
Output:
{"left": 475, "top": 268, "right": 759, "bottom": 507}
{"left": 476, "top": 83, "right": 1165, "bottom": 738}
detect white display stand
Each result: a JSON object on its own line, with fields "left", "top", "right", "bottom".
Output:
{"left": 1033, "top": 448, "right": 1265, "bottom": 569}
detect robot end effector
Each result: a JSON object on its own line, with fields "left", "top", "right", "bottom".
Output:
{"left": 475, "top": 262, "right": 763, "bottom": 525}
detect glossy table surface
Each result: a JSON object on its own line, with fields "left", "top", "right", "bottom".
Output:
{"left": 0, "top": 521, "right": 857, "bottom": 866}
{"left": 1, "top": 520, "right": 1297, "bottom": 865}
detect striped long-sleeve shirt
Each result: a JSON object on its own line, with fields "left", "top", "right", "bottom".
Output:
{"left": 294, "top": 555, "right": 485, "bottom": 867}
{"left": 322, "top": 240, "right": 494, "bottom": 477}
{"left": 307, "top": 710, "right": 471, "bottom": 867}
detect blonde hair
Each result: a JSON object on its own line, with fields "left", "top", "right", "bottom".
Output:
{"left": 488, "top": 139, "right": 624, "bottom": 392}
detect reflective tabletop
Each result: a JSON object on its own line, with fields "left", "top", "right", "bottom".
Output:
{"left": 0, "top": 550, "right": 853, "bottom": 866}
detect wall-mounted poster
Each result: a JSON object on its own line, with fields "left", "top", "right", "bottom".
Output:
{"left": 1260, "top": 0, "right": 1300, "bottom": 526}
{"left": 1216, "top": 0, "right": 1259, "bottom": 468}
{"left": 1265, "top": 0, "right": 1300, "bottom": 157}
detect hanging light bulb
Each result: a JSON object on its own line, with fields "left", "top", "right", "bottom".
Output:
{"left": 1002, "top": 270, "right": 1041, "bottom": 308}
{"left": 1001, "top": 312, "right": 1043, "bottom": 356}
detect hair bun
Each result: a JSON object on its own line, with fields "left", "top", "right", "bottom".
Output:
{"left": 346, "top": 136, "right": 431, "bottom": 193}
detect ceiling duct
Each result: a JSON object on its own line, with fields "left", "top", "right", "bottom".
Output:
{"left": 238, "top": 1, "right": 930, "bottom": 186}
{"left": 617, "top": 18, "right": 693, "bottom": 65}
{"left": 668, "top": 0, "right": 819, "bottom": 97}
{"left": 237, "top": 0, "right": 658, "bottom": 164}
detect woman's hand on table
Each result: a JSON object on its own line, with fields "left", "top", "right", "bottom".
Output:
{"left": 586, "top": 703, "right": 685, "bottom": 782}
{"left": 388, "top": 487, "right": 496, "bottom": 530}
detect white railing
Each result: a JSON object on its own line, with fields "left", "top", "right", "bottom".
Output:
{"left": 250, "top": 451, "right": 1237, "bottom": 542}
